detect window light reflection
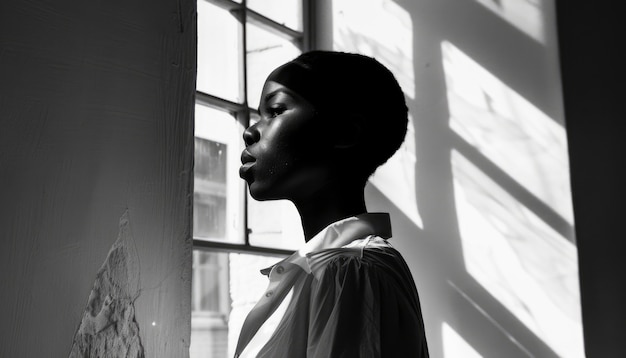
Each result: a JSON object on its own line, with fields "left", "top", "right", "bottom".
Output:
{"left": 471, "top": 0, "right": 546, "bottom": 43}
{"left": 451, "top": 150, "right": 583, "bottom": 358}
{"left": 442, "top": 322, "right": 483, "bottom": 358}
{"left": 442, "top": 40, "right": 573, "bottom": 225}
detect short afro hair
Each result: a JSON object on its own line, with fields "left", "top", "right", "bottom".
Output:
{"left": 287, "top": 51, "right": 408, "bottom": 179}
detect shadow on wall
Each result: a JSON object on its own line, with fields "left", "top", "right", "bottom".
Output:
{"left": 328, "top": 0, "right": 582, "bottom": 357}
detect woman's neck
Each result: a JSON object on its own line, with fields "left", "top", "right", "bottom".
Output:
{"left": 292, "top": 180, "right": 367, "bottom": 242}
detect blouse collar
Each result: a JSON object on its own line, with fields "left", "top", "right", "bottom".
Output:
{"left": 261, "top": 212, "right": 392, "bottom": 275}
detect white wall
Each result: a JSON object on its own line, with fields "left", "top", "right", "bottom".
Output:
{"left": 0, "top": 0, "right": 195, "bottom": 357}
{"left": 318, "top": 0, "right": 583, "bottom": 357}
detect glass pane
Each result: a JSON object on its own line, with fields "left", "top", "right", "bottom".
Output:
{"left": 190, "top": 251, "right": 287, "bottom": 358}
{"left": 247, "top": 195, "right": 304, "bottom": 250}
{"left": 197, "top": 0, "right": 242, "bottom": 102}
{"left": 247, "top": 0, "right": 303, "bottom": 31}
{"left": 246, "top": 22, "right": 300, "bottom": 108}
{"left": 194, "top": 104, "right": 244, "bottom": 243}
{"left": 191, "top": 251, "right": 229, "bottom": 313}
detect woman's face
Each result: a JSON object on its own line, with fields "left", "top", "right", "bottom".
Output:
{"left": 239, "top": 80, "right": 333, "bottom": 201}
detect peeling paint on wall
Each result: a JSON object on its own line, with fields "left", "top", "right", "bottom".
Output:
{"left": 69, "top": 212, "right": 144, "bottom": 358}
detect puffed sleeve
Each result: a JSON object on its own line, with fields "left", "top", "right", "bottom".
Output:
{"left": 306, "top": 246, "right": 429, "bottom": 358}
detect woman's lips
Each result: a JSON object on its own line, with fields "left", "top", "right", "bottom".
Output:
{"left": 241, "top": 149, "right": 255, "bottom": 164}
{"left": 239, "top": 162, "right": 255, "bottom": 179}
{"left": 239, "top": 150, "right": 256, "bottom": 179}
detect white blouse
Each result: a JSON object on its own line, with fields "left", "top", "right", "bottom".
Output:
{"left": 234, "top": 213, "right": 429, "bottom": 358}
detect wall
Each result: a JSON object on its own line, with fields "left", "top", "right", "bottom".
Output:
{"left": 317, "top": 0, "right": 582, "bottom": 357}
{"left": 0, "top": 0, "right": 195, "bottom": 357}
{"left": 557, "top": 1, "right": 626, "bottom": 356}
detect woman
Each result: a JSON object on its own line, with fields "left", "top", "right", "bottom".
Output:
{"left": 236, "top": 51, "right": 429, "bottom": 358}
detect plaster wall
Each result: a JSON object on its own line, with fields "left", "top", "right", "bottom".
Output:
{"left": 317, "top": 0, "right": 582, "bottom": 357}
{"left": 0, "top": 1, "right": 195, "bottom": 357}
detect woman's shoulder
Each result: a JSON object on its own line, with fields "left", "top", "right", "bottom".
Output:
{"left": 306, "top": 235, "right": 409, "bottom": 279}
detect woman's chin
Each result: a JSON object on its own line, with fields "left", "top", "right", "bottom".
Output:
{"left": 249, "top": 182, "right": 292, "bottom": 202}
{"left": 247, "top": 182, "right": 273, "bottom": 201}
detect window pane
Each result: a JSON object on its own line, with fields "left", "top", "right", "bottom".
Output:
{"left": 194, "top": 104, "right": 244, "bottom": 243}
{"left": 192, "top": 251, "right": 229, "bottom": 313}
{"left": 246, "top": 22, "right": 300, "bottom": 107}
{"left": 197, "top": 0, "right": 242, "bottom": 102}
{"left": 190, "top": 251, "right": 286, "bottom": 358}
{"left": 247, "top": 195, "right": 304, "bottom": 250}
{"left": 247, "top": 0, "right": 303, "bottom": 31}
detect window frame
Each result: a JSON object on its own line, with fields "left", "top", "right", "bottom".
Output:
{"left": 190, "top": 1, "right": 316, "bottom": 346}
{"left": 193, "top": 0, "right": 315, "bottom": 261}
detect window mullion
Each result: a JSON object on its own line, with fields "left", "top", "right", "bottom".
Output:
{"left": 193, "top": 239, "right": 294, "bottom": 256}
{"left": 246, "top": 9, "right": 304, "bottom": 48}
{"left": 196, "top": 91, "right": 247, "bottom": 113}
{"left": 239, "top": 0, "right": 251, "bottom": 247}
{"left": 302, "top": 0, "right": 314, "bottom": 51}
{"left": 203, "top": 0, "right": 240, "bottom": 12}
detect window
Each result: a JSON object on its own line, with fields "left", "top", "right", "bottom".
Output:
{"left": 191, "top": 1, "right": 313, "bottom": 357}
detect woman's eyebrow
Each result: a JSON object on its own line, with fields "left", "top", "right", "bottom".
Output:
{"left": 263, "top": 89, "right": 291, "bottom": 104}
{"left": 259, "top": 89, "right": 290, "bottom": 113}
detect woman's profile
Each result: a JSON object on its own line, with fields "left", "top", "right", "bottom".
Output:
{"left": 236, "top": 50, "right": 429, "bottom": 358}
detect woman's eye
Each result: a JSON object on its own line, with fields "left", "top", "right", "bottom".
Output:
{"left": 267, "top": 106, "right": 286, "bottom": 118}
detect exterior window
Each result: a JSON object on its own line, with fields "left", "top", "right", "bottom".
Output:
{"left": 194, "top": 138, "right": 227, "bottom": 240}
{"left": 191, "top": 1, "right": 312, "bottom": 357}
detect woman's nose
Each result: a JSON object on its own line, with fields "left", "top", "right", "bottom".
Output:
{"left": 243, "top": 124, "right": 260, "bottom": 146}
